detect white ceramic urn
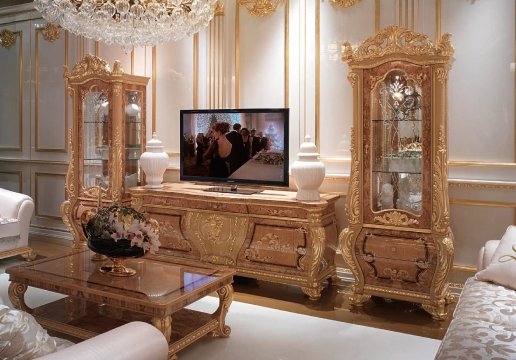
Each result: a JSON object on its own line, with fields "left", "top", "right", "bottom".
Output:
{"left": 291, "top": 135, "right": 325, "bottom": 201}
{"left": 140, "top": 133, "right": 169, "bottom": 189}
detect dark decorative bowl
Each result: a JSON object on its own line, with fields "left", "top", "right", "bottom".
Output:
{"left": 87, "top": 236, "right": 145, "bottom": 259}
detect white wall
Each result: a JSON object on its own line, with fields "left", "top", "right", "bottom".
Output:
{"left": 0, "top": 0, "right": 514, "bottom": 270}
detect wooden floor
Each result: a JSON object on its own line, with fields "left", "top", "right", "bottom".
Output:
{"left": 27, "top": 235, "right": 471, "bottom": 341}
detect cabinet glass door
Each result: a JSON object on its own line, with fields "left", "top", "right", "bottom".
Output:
{"left": 83, "top": 91, "right": 110, "bottom": 189}
{"left": 371, "top": 69, "right": 423, "bottom": 215}
{"left": 124, "top": 90, "right": 143, "bottom": 190}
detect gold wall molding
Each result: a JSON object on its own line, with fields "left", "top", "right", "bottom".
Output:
{"left": 215, "top": 0, "right": 225, "bottom": 16}
{"left": 35, "top": 25, "right": 68, "bottom": 153}
{"left": 450, "top": 198, "right": 516, "bottom": 208}
{"left": 449, "top": 160, "right": 516, "bottom": 168}
{"left": 239, "top": 0, "right": 282, "bottom": 17}
{"left": 235, "top": 0, "right": 288, "bottom": 108}
{"left": 0, "top": 28, "right": 16, "bottom": 48}
{"left": 0, "top": 29, "right": 23, "bottom": 151}
{"left": 330, "top": 0, "right": 363, "bottom": 8}
{"left": 449, "top": 180, "right": 516, "bottom": 191}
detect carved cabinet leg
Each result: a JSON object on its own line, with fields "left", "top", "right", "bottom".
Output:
{"left": 301, "top": 286, "right": 323, "bottom": 301}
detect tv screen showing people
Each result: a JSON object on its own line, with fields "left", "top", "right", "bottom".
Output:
{"left": 180, "top": 108, "right": 289, "bottom": 188}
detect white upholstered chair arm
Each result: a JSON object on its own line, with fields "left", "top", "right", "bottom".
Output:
{"left": 476, "top": 239, "right": 500, "bottom": 271}
{"left": 36, "top": 321, "right": 169, "bottom": 360}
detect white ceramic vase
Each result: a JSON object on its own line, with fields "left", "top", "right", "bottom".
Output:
{"left": 291, "top": 135, "right": 325, "bottom": 201}
{"left": 140, "top": 133, "right": 169, "bottom": 189}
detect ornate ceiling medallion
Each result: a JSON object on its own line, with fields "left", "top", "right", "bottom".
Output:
{"left": 330, "top": 0, "right": 363, "bottom": 8}
{"left": 0, "top": 29, "right": 17, "bottom": 49}
{"left": 239, "top": 0, "right": 282, "bottom": 17}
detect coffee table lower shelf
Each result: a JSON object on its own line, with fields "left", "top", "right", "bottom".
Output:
{"left": 31, "top": 298, "right": 229, "bottom": 359}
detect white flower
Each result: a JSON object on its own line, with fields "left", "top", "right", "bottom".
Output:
{"left": 110, "top": 221, "right": 126, "bottom": 242}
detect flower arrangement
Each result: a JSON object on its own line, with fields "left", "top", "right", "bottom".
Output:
{"left": 83, "top": 204, "right": 160, "bottom": 255}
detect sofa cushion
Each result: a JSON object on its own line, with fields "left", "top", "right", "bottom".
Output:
{"left": 0, "top": 304, "right": 71, "bottom": 359}
{"left": 0, "top": 218, "right": 20, "bottom": 238}
{"left": 476, "top": 225, "right": 516, "bottom": 290}
{"left": 435, "top": 316, "right": 516, "bottom": 359}
{"left": 453, "top": 277, "right": 516, "bottom": 328}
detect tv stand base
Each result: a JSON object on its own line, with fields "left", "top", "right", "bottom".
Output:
{"left": 130, "top": 182, "right": 340, "bottom": 300}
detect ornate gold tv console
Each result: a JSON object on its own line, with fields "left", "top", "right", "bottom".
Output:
{"left": 130, "top": 182, "right": 340, "bottom": 300}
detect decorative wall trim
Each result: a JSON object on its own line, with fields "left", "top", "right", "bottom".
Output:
{"left": 0, "top": 29, "right": 22, "bottom": 151}
{"left": 239, "top": 0, "right": 283, "bottom": 17}
{"left": 449, "top": 161, "right": 516, "bottom": 168}
{"left": 330, "top": 0, "right": 363, "bottom": 8}
{"left": 0, "top": 170, "right": 23, "bottom": 193}
{"left": 35, "top": 172, "right": 66, "bottom": 220}
{"left": 194, "top": 33, "right": 199, "bottom": 109}
{"left": 0, "top": 28, "right": 16, "bottom": 48}
{"left": 35, "top": 24, "right": 67, "bottom": 153}
{"left": 152, "top": 46, "right": 156, "bottom": 133}
{"left": 449, "top": 179, "right": 516, "bottom": 191}
{"left": 41, "top": 23, "right": 60, "bottom": 42}
{"left": 315, "top": 0, "right": 320, "bottom": 148}
{"left": 450, "top": 198, "right": 516, "bottom": 208}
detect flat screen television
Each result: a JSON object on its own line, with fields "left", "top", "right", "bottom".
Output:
{"left": 180, "top": 108, "right": 289, "bottom": 193}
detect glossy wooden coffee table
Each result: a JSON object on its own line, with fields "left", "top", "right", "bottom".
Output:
{"left": 6, "top": 249, "right": 235, "bottom": 359}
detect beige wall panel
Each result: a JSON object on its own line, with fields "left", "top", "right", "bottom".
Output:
{"left": 97, "top": 43, "right": 132, "bottom": 74}
{"left": 319, "top": 0, "right": 373, "bottom": 168}
{"left": 0, "top": 170, "right": 22, "bottom": 193}
{"left": 379, "top": 0, "right": 397, "bottom": 29}
{"left": 450, "top": 204, "right": 514, "bottom": 267}
{"left": 0, "top": 25, "right": 23, "bottom": 152}
{"left": 34, "top": 172, "right": 65, "bottom": 219}
{"left": 450, "top": 183, "right": 516, "bottom": 203}
{"left": 449, "top": 163, "right": 516, "bottom": 183}
{"left": 239, "top": 4, "right": 285, "bottom": 108}
{"left": 33, "top": 22, "right": 68, "bottom": 158}
{"left": 155, "top": 39, "right": 194, "bottom": 152}
{"left": 443, "top": 0, "right": 515, "bottom": 163}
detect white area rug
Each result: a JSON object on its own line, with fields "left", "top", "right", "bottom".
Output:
{"left": 0, "top": 274, "right": 440, "bottom": 360}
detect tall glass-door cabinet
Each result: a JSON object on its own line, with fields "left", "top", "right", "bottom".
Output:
{"left": 61, "top": 55, "right": 149, "bottom": 247}
{"left": 339, "top": 27, "right": 455, "bottom": 320}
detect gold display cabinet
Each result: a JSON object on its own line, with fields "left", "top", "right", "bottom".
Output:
{"left": 339, "top": 26, "right": 455, "bottom": 320}
{"left": 61, "top": 55, "right": 149, "bottom": 247}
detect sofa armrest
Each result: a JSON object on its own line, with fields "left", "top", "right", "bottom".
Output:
{"left": 476, "top": 240, "right": 500, "bottom": 271}
{"left": 36, "top": 321, "right": 169, "bottom": 360}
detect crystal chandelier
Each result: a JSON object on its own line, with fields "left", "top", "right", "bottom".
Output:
{"left": 33, "top": 0, "right": 218, "bottom": 51}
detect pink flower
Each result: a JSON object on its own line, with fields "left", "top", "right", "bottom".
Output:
{"left": 110, "top": 222, "right": 126, "bottom": 242}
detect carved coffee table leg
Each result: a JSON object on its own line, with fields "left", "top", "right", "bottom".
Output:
{"left": 212, "top": 284, "right": 233, "bottom": 337}
{"left": 8, "top": 282, "right": 31, "bottom": 313}
{"left": 151, "top": 315, "right": 172, "bottom": 342}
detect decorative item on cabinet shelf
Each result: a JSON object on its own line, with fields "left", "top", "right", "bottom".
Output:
{"left": 291, "top": 135, "right": 325, "bottom": 201}
{"left": 82, "top": 203, "right": 160, "bottom": 277}
{"left": 140, "top": 132, "right": 170, "bottom": 189}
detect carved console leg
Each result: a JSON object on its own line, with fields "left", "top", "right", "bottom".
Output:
{"left": 212, "top": 284, "right": 233, "bottom": 337}
{"left": 301, "top": 285, "right": 323, "bottom": 301}
{"left": 349, "top": 293, "right": 371, "bottom": 307}
{"left": 151, "top": 315, "right": 172, "bottom": 342}
{"left": 421, "top": 299, "right": 448, "bottom": 321}
{"left": 8, "top": 282, "right": 31, "bottom": 313}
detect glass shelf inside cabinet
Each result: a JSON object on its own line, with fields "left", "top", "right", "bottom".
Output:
{"left": 83, "top": 91, "right": 110, "bottom": 189}
{"left": 371, "top": 69, "right": 423, "bottom": 215}
{"left": 124, "top": 90, "right": 143, "bottom": 191}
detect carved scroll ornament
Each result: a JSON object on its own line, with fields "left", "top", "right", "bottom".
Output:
{"left": 239, "top": 0, "right": 282, "bottom": 17}
{"left": 0, "top": 29, "right": 17, "bottom": 49}
{"left": 342, "top": 26, "right": 454, "bottom": 65}
{"left": 42, "top": 23, "right": 61, "bottom": 42}
{"left": 330, "top": 0, "right": 363, "bottom": 8}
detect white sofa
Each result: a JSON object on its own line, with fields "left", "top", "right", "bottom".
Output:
{"left": 434, "top": 239, "right": 516, "bottom": 359}
{"left": 0, "top": 188, "right": 36, "bottom": 261}
{"left": 0, "top": 299, "right": 169, "bottom": 360}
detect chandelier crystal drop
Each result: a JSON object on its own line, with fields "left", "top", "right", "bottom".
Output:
{"left": 33, "top": 0, "right": 218, "bottom": 51}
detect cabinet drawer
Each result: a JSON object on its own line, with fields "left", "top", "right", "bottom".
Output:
{"left": 361, "top": 233, "right": 433, "bottom": 263}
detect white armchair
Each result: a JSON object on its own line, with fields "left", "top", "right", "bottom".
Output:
{"left": 0, "top": 187, "right": 36, "bottom": 261}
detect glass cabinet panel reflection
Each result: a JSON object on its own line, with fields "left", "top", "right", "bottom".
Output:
{"left": 371, "top": 70, "right": 423, "bottom": 215}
